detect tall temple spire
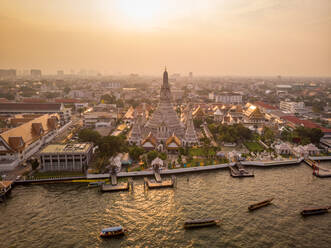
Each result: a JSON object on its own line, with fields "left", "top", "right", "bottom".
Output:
{"left": 184, "top": 103, "right": 199, "bottom": 146}
{"left": 160, "top": 67, "right": 171, "bottom": 101}
{"left": 163, "top": 67, "right": 169, "bottom": 88}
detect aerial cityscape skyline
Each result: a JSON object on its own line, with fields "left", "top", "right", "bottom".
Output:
{"left": 1, "top": 0, "right": 330, "bottom": 76}
{"left": 1, "top": 1, "right": 331, "bottom": 247}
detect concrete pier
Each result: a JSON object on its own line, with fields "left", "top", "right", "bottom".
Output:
{"left": 229, "top": 163, "right": 254, "bottom": 177}
{"left": 304, "top": 159, "right": 331, "bottom": 178}
{"left": 144, "top": 177, "right": 174, "bottom": 189}
{"left": 111, "top": 174, "right": 117, "bottom": 186}
{"left": 154, "top": 171, "right": 162, "bottom": 183}
{"left": 100, "top": 182, "right": 129, "bottom": 192}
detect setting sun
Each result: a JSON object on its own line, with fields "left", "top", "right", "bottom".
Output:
{"left": 115, "top": 0, "right": 164, "bottom": 29}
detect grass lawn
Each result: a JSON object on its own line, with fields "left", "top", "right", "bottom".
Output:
{"left": 244, "top": 141, "right": 265, "bottom": 153}
{"left": 189, "top": 148, "right": 205, "bottom": 157}
{"left": 31, "top": 171, "right": 85, "bottom": 179}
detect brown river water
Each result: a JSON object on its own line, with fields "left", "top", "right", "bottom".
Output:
{"left": 1, "top": 162, "right": 330, "bottom": 248}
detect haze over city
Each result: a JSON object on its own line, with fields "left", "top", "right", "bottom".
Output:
{"left": 1, "top": 0, "right": 330, "bottom": 76}
{"left": 1, "top": 1, "right": 331, "bottom": 248}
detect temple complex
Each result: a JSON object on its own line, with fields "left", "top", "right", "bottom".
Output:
{"left": 128, "top": 69, "right": 199, "bottom": 150}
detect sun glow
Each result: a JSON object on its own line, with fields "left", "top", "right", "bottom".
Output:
{"left": 116, "top": 0, "right": 164, "bottom": 29}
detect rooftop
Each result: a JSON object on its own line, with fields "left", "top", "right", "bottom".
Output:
{"left": 254, "top": 101, "right": 278, "bottom": 110}
{"left": 0, "top": 102, "right": 62, "bottom": 112}
{"left": 40, "top": 143, "right": 92, "bottom": 154}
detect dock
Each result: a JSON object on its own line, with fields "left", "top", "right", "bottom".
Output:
{"left": 0, "top": 180, "right": 14, "bottom": 202}
{"left": 154, "top": 171, "right": 162, "bottom": 183}
{"left": 304, "top": 159, "right": 331, "bottom": 178}
{"left": 144, "top": 177, "right": 174, "bottom": 189}
{"left": 229, "top": 163, "right": 254, "bottom": 177}
{"left": 100, "top": 182, "right": 130, "bottom": 192}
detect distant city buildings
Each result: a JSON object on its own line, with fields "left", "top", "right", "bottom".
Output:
{"left": 30, "top": 69, "right": 42, "bottom": 77}
{"left": 57, "top": 70, "right": 64, "bottom": 76}
{"left": 100, "top": 82, "right": 121, "bottom": 89}
{"left": 0, "top": 69, "right": 16, "bottom": 79}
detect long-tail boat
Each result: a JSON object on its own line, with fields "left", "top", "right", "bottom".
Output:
{"left": 184, "top": 219, "right": 220, "bottom": 229}
{"left": 100, "top": 226, "right": 126, "bottom": 238}
{"left": 248, "top": 198, "right": 274, "bottom": 211}
{"left": 301, "top": 207, "right": 330, "bottom": 216}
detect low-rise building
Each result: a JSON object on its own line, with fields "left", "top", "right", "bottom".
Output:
{"left": 280, "top": 101, "right": 305, "bottom": 114}
{"left": 275, "top": 143, "right": 291, "bottom": 155}
{"left": 215, "top": 92, "right": 242, "bottom": 104}
{"left": 39, "top": 143, "right": 93, "bottom": 172}
{"left": 83, "top": 112, "right": 117, "bottom": 128}
{"left": 292, "top": 144, "right": 319, "bottom": 157}
{"left": 0, "top": 114, "right": 60, "bottom": 171}
{"left": 254, "top": 101, "right": 278, "bottom": 113}
{"left": 0, "top": 102, "right": 71, "bottom": 124}
{"left": 243, "top": 103, "right": 265, "bottom": 124}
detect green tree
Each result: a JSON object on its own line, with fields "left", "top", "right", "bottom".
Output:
{"left": 31, "top": 159, "right": 39, "bottom": 170}
{"left": 262, "top": 127, "right": 275, "bottom": 144}
{"left": 147, "top": 150, "right": 159, "bottom": 163}
{"left": 98, "top": 135, "right": 126, "bottom": 157}
{"left": 129, "top": 146, "right": 145, "bottom": 161}
{"left": 78, "top": 128, "right": 101, "bottom": 143}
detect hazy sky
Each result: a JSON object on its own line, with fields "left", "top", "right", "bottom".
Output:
{"left": 0, "top": 0, "right": 330, "bottom": 76}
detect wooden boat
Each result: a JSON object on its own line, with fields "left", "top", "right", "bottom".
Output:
{"left": 301, "top": 207, "right": 329, "bottom": 216}
{"left": 88, "top": 182, "right": 104, "bottom": 188}
{"left": 100, "top": 226, "right": 126, "bottom": 238}
{"left": 184, "top": 218, "right": 220, "bottom": 229}
{"left": 248, "top": 198, "right": 274, "bottom": 211}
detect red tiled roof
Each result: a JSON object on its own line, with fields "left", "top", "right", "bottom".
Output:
{"left": 254, "top": 101, "right": 278, "bottom": 110}
{"left": 54, "top": 98, "right": 82, "bottom": 104}
{"left": 22, "top": 98, "right": 47, "bottom": 103}
{"left": 0, "top": 98, "right": 9, "bottom": 103}
{"left": 0, "top": 103, "right": 62, "bottom": 112}
{"left": 281, "top": 116, "right": 331, "bottom": 133}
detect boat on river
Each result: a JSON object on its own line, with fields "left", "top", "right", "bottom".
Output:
{"left": 100, "top": 226, "right": 126, "bottom": 237}
{"left": 184, "top": 219, "right": 220, "bottom": 229}
{"left": 301, "top": 207, "right": 330, "bottom": 216}
{"left": 248, "top": 198, "right": 274, "bottom": 211}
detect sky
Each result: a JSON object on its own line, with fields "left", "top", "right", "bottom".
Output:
{"left": 0, "top": 0, "right": 330, "bottom": 76}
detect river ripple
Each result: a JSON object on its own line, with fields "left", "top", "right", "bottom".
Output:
{"left": 1, "top": 163, "right": 330, "bottom": 248}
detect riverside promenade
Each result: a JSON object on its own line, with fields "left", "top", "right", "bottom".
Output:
{"left": 242, "top": 158, "right": 303, "bottom": 167}
{"left": 12, "top": 156, "right": 331, "bottom": 185}
{"left": 87, "top": 163, "right": 235, "bottom": 180}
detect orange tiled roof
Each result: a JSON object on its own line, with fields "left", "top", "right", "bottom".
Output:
{"left": 141, "top": 132, "right": 157, "bottom": 147}
{"left": 166, "top": 133, "right": 181, "bottom": 147}
{"left": 0, "top": 114, "right": 59, "bottom": 151}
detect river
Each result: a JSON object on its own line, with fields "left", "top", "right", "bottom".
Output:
{"left": 1, "top": 163, "right": 330, "bottom": 248}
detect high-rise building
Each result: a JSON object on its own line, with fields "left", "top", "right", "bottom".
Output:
{"left": 31, "top": 69, "right": 42, "bottom": 77}
{"left": 0, "top": 69, "right": 16, "bottom": 79}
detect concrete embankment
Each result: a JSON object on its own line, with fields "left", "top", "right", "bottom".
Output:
{"left": 242, "top": 158, "right": 303, "bottom": 167}
{"left": 14, "top": 163, "right": 234, "bottom": 185}
{"left": 88, "top": 163, "right": 235, "bottom": 179}
{"left": 309, "top": 156, "right": 331, "bottom": 161}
